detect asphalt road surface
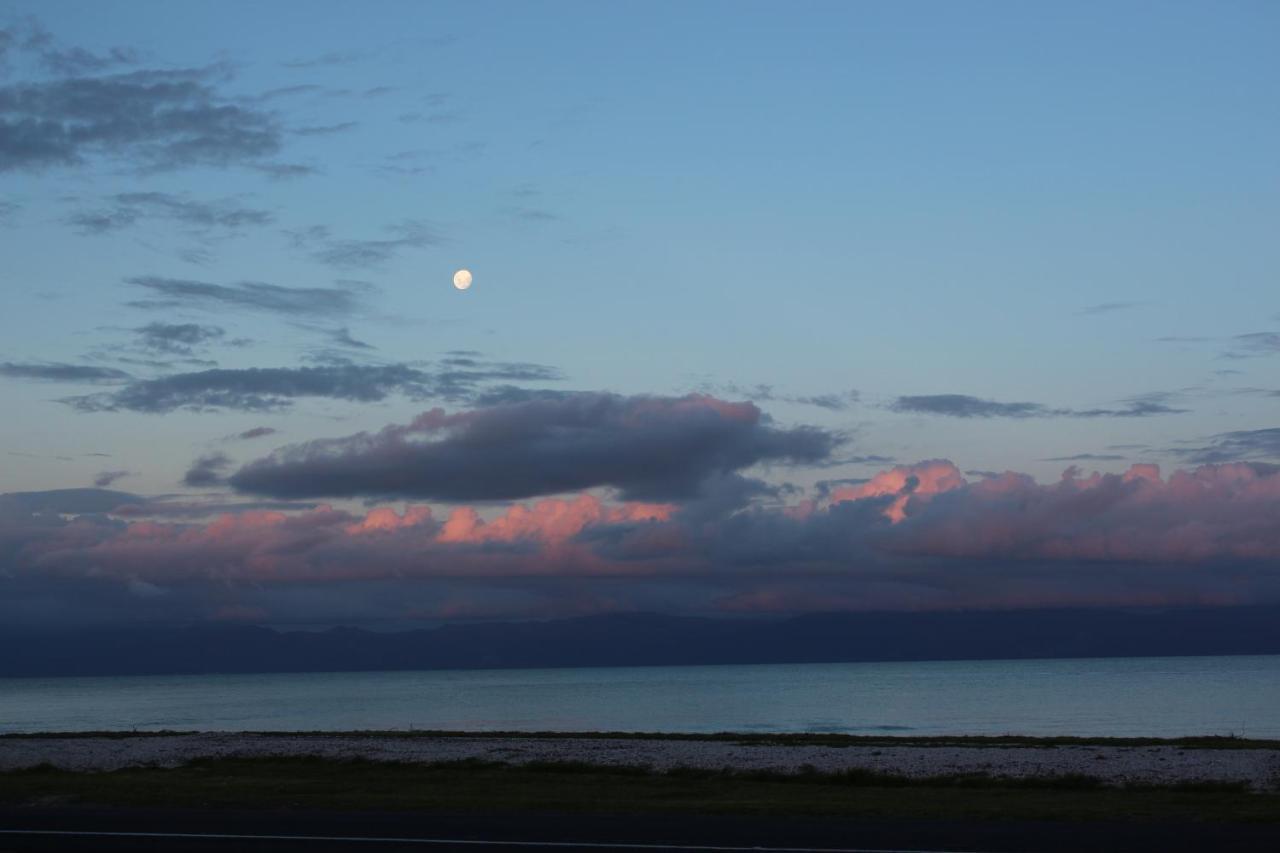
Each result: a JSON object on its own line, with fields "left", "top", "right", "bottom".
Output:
{"left": 3, "top": 808, "right": 1280, "bottom": 853}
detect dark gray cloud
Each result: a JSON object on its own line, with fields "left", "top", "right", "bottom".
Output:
{"left": 1079, "top": 301, "right": 1144, "bottom": 315}
{"left": 1173, "top": 428, "right": 1280, "bottom": 464}
{"left": 891, "top": 393, "right": 1187, "bottom": 419}
{"left": 92, "top": 470, "right": 131, "bottom": 487}
{"left": 67, "top": 192, "right": 272, "bottom": 235}
{"left": 230, "top": 393, "right": 842, "bottom": 502}
{"left": 235, "top": 427, "right": 278, "bottom": 441}
{"left": 813, "top": 477, "right": 871, "bottom": 499}
{"left": 281, "top": 50, "right": 366, "bottom": 69}
{"left": 372, "top": 143, "right": 484, "bottom": 178}
{"left": 126, "top": 276, "right": 369, "bottom": 318}
{"left": 399, "top": 109, "right": 464, "bottom": 125}
{"left": 183, "top": 452, "right": 232, "bottom": 487}
{"left": 892, "top": 394, "right": 1045, "bottom": 418}
{"left": 0, "top": 27, "right": 14, "bottom": 68}
{"left": 0, "top": 362, "right": 130, "bottom": 383}
{"left": 111, "top": 497, "right": 321, "bottom": 518}
{"left": 293, "top": 324, "right": 374, "bottom": 352}
{"left": 1229, "top": 332, "right": 1280, "bottom": 357}
{"left": 132, "top": 322, "right": 225, "bottom": 355}
{"left": 251, "top": 162, "right": 319, "bottom": 179}
{"left": 64, "top": 358, "right": 563, "bottom": 413}
{"left": 292, "top": 121, "right": 358, "bottom": 136}
{"left": 38, "top": 44, "right": 140, "bottom": 76}
{"left": 706, "top": 383, "right": 860, "bottom": 412}
{"left": 328, "top": 327, "right": 373, "bottom": 350}
{"left": 248, "top": 84, "right": 327, "bottom": 103}
{"left": 0, "top": 62, "right": 284, "bottom": 173}
{"left": 288, "top": 221, "right": 442, "bottom": 270}
{"left": 66, "top": 364, "right": 435, "bottom": 413}
{"left": 5, "top": 19, "right": 139, "bottom": 76}
{"left": 0, "top": 487, "right": 139, "bottom": 515}
{"left": 1070, "top": 398, "right": 1188, "bottom": 417}
{"left": 501, "top": 206, "right": 558, "bottom": 223}
{"left": 1042, "top": 453, "right": 1127, "bottom": 462}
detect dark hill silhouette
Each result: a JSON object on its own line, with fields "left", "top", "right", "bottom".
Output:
{"left": 5, "top": 605, "right": 1280, "bottom": 677}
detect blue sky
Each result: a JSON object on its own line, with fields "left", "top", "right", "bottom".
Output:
{"left": 2, "top": 2, "right": 1278, "bottom": 626}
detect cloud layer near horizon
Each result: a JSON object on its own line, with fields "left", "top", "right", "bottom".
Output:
{"left": 6, "top": 457, "right": 1280, "bottom": 627}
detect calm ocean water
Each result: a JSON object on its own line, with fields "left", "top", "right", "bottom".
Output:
{"left": 3, "top": 655, "right": 1279, "bottom": 737}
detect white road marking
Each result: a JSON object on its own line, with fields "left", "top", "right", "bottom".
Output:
{"left": 0, "top": 828, "right": 1002, "bottom": 853}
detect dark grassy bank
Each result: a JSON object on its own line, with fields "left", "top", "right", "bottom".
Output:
{"left": 4, "top": 730, "right": 1278, "bottom": 749}
{"left": 3, "top": 757, "right": 1277, "bottom": 823}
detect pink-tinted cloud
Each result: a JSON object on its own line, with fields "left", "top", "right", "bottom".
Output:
{"left": 6, "top": 460, "right": 1280, "bottom": 625}
{"left": 889, "top": 462, "right": 1280, "bottom": 563}
{"left": 829, "top": 459, "right": 966, "bottom": 522}
{"left": 437, "top": 495, "right": 671, "bottom": 544}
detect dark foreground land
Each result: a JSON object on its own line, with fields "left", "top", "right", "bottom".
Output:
{"left": 3, "top": 757, "right": 1280, "bottom": 852}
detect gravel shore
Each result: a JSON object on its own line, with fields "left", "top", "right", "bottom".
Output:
{"left": 4, "top": 733, "right": 1280, "bottom": 791}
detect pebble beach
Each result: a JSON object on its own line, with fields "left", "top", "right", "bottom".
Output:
{"left": 4, "top": 733, "right": 1279, "bottom": 791}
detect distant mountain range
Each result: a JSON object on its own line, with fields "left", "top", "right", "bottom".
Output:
{"left": 5, "top": 606, "right": 1280, "bottom": 678}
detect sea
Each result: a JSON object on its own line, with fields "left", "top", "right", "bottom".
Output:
{"left": 3, "top": 655, "right": 1279, "bottom": 738}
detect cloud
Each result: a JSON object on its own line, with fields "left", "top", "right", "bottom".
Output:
{"left": 288, "top": 221, "right": 443, "bottom": 270}
{"left": 126, "top": 276, "right": 369, "bottom": 318}
{"left": 92, "top": 470, "right": 131, "bottom": 487}
{"left": 295, "top": 325, "right": 374, "bottom": 351}
{"left": 890, "top": 393, "right": 1187, "bottom": 419}
{"left": 251, "top": 162, "right": 318, "bottom": 179}
{"left": 1172, "top": 428, "right": 1280, "bottom": 464}
{"left": 64, "top": 358, "right": 563, "bottom": 413}
{"left": 131, "top": 322, "right": 225, "bottom": 355}
{"left": 36, "top": 44, "right": 139, "bottom": 75}
{"left": 0, "top": 362, "right": 130, "bottom": 383}
{"left": 708, "top": 383, "right": 860, "bottom": 412}
{"left": 1228, "top": 332, "right": 1280, "bottom": 358}
{"left": 1068, "top": 396, "right": 1188, "bottom": 417}
{"left": 8, "top": 20, "right": 141, "bottom": 76}
{"left": 230, "top": 393, "right": 841, "bottom": 502}
{"left": 502, "top": 206, "right": 558, "bottom": 223}
{"left": 66, "top": 364, "right": 437, "bottom": 413}
{"left": 183, "top": 452, "right": 232, "bottom": 487}
{"left": 235, "top": 427, "right": 278, "bottom": 441}
{"left": 281, "top": 50, "right": 366, "bottom": 69}
{"left": 0, "top": 62, "right": 285, "bottom": 173}
{"left": 1079, "top": 302, "right": 1144, "bottom": 315}
{"left": 862, "top": 461, "right": 1280, "bottom": 565}
{"left": 9, "top": 460, "right": 1280, "bottom": 627}
{"left": 891, "top": 394, "right": 1045, "bottom": 418}
{"left": 111, "top": 497, "right": 321, "bottom": 518}
{"left": 67, "top": 193, "right": 272, "bottom": 235}
{"left": 1041, "top": 454, "right": 1127, "bottom": 462}
{"left": 0, "top": 487, "right": 139, "bottom": 515}
{"left": 292, "top": 121, "right": 358, "bottom": 136}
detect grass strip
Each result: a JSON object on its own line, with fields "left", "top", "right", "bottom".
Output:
{"left": 2, "top": 758, "right": 1276, "bottom": 823}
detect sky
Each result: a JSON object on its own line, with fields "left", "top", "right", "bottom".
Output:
{"left": 2, "top": 1, "right": 1279, "bottom": 629}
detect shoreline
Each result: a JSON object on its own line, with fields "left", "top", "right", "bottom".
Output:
{"left": 4, "top": 731, "right": 1279, "bottom": 791}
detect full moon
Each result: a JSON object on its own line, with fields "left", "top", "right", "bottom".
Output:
{"left": 452, "top": 269, "right": 473, "bottom": 290}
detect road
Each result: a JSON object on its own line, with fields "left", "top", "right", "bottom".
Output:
{"left": 3, "top": 808, "right": 1280, "bottom": 852}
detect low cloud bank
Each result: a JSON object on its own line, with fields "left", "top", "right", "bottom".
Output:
{"left": 4, "top": 454, "right": 1280, "bottom": 627}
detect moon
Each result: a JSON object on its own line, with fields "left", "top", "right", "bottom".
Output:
{"left": 452, "top": 269, "right": 473, "bottom": 291}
